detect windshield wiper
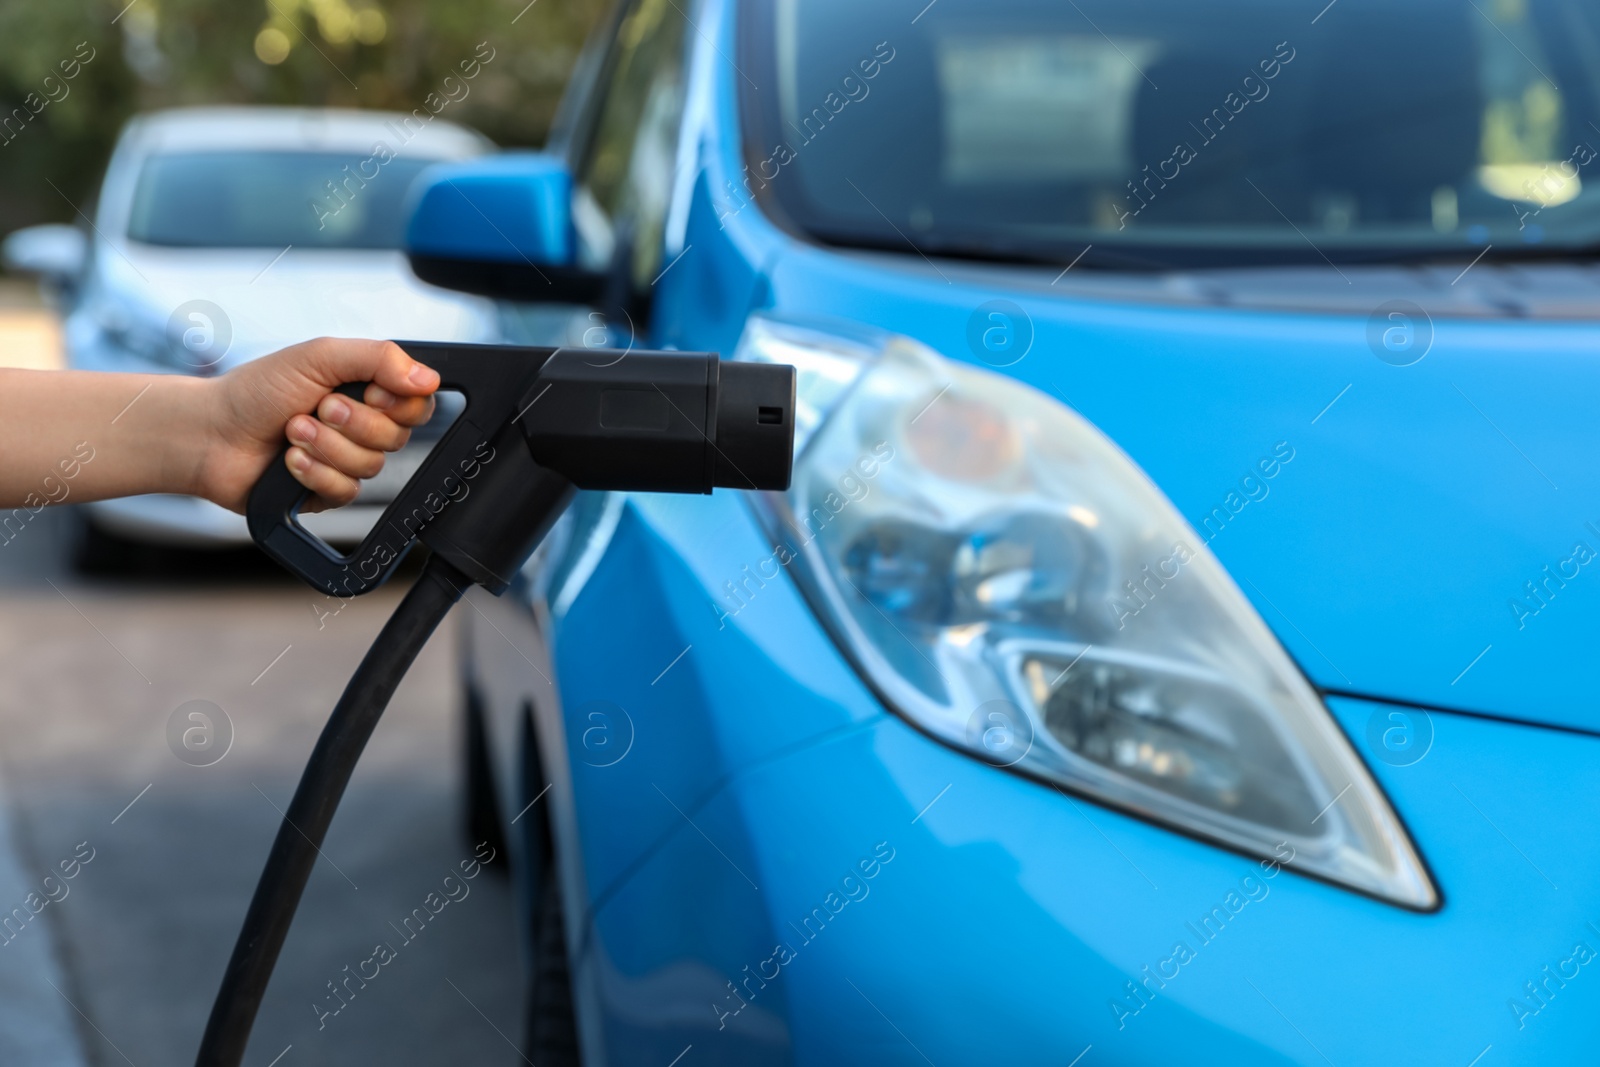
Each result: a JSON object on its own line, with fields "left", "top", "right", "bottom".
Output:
{"left": 805, "top": 226, "right": 1183, "bottom": 272}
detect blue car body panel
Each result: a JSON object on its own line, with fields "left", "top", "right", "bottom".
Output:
{"left": 582, "top": 686, "right": 1600, "bottom": 1065}
{"left": 465, "top": 0, "right": 1600, "bottom": 1062}
{"left": 553, "top": 493, "right": 885, "bottom": 901}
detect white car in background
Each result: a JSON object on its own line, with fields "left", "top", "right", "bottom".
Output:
{"left": 3, "top": 105, "right": 497, "bottom": 565}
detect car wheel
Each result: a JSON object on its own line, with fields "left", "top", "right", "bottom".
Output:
{"left": 461, "top": 679, "right": 507, "bottom": 863}
{"left": 528, "top": 876, "right": 580, "bottom": 1063}
{"left": 518, "top": 704, "right": 582, "bottom": 1066}
{"left": 70, "top": 511, "right": 142, "bottom": 575}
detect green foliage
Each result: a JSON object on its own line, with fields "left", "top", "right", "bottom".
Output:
{"left": 0, "top": 0, "right": 604, "bottom": 234}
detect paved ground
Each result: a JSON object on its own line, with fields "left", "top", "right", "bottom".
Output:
{"left": 0, "top": 502, "right": 528, "bottom": 1066}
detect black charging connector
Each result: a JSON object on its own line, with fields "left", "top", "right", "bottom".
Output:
{"left": 198, "top": 342, "right": 795, "bottom": 1067}
{"left": 522, "top": 350, "right": 794, "bottom": 493}
{"left": 247, "top": 343, "right": 795, "bottom": 596}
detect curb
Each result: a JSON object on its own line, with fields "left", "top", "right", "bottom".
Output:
{"left": 0, "top": 760, "right": 91, "bottom": 1066}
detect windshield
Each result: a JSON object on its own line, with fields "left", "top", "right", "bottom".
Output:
{"left": 127, "top": 151, "right": 439, "bottom": 250}
{"left": 742, "top": 0, "right": 1600, "bottom": 269}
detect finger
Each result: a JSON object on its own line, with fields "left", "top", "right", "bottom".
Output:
{"left": 361, "top": 387, "right": 436, "bottom": 428}
{"left": 303, "top": 338, "right": 439, "bottom": 399}
{"left": 287, "top": 414, "right": 386, "bottom": 480}
{"left": 316, "top": 393, "right": 413, "bottom": 452}
{"left": 286, "top": 446, "right": 360, "bottom": 512}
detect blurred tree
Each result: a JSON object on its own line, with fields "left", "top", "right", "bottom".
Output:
{"left": 0, "top": 0, "right": 605, "bottom": 236}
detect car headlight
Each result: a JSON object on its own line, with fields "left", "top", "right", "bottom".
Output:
{"left": 88, "top": 291, "right": 226, "bottom": 373}
{"left": 87, "top": 292, "right": 168, "bottom": 362}
{"left": 737, "top": 316, "right": 1437, "bottom": 910}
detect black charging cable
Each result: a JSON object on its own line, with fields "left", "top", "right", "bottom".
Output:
{"left": 194, "top": 555, "right": 468, "bottom": 1066}
{"left": 194, "top": 341, "right": 794, "bottom": 1067}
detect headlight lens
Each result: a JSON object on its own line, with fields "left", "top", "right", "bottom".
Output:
{"left": 89, "top": 292, "right": 167, "bottom": 363}
{"left": 738, "top": 316, "right": 1436, "bottom": 909}
{"left": 87, "top": 290, "right": 223, "bottom": 373}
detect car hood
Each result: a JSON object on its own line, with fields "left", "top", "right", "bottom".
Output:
{"left": 92, "top": 244, "right": 496, "bottom": 367}
{"left": 765, "top": 249, "right": 1600, "bottom": 736}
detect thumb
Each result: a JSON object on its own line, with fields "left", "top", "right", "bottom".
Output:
{"left": 301, "top": 338, "right": 441, "bottom": 398}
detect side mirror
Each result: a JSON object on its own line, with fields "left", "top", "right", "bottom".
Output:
{"left": 3, "top": 224, "right": 87, "bottom": 288}
{"left": 403, "top": 152, "right": 603, "bottom": 304}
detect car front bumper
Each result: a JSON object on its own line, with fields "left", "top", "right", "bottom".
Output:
{"left": 587, "top": 694, "right": 1600, "bottom": 1066}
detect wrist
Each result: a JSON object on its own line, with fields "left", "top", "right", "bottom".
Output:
{"left": 157, "top": 374, "right": 228, "bottom": 501}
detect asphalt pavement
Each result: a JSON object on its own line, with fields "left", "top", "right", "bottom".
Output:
{"left": 0, "top": 505, "right": 527, "bottom": 1067}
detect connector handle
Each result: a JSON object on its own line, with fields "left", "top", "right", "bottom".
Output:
{"left": 245, "top": 340, "right": 556, "bottom": 597}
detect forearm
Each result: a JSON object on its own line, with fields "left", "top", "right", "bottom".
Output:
{"left": 0, "top": 369, "right": 214, "bottom": 508}
{"left": 0, "top": 339, "right": 438, "bottom": 516}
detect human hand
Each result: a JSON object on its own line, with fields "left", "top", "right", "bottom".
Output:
{"left": 197, "top": 338, "right": 440, "bottom": 514}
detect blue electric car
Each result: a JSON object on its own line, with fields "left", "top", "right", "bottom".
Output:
{"left": 403, "top": 0, "right": 1600, "bottom": 1062}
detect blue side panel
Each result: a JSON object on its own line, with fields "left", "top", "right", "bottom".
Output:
{"left": 586, "top": 765, "right": 796, "bottom": 1067}
{"left": 651, "top": 173, "right": 768, "bottom": 357}
{"left": 549, "top": 490, "right": 884, "bottom": 905}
